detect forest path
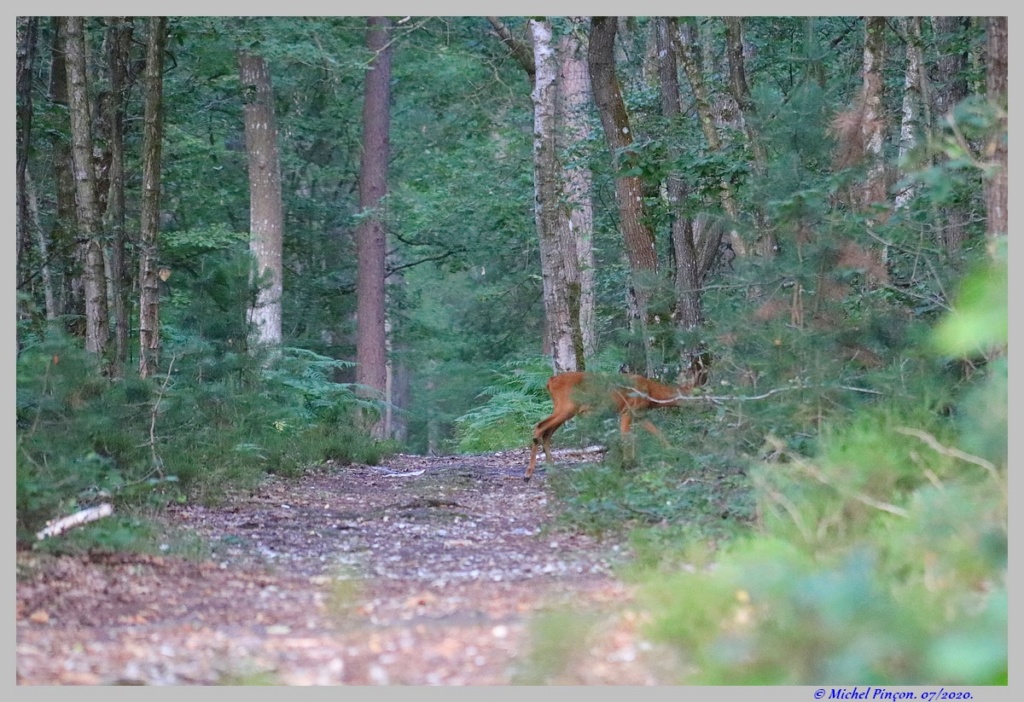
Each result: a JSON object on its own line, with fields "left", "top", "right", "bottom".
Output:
{"left": 17, "top": 452, "right": 674, "bottom": 685}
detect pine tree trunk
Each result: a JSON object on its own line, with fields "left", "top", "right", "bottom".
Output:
{"left": 355, "top": 16, "right": 392, "bottom": 439}
{"left": 723, "top": 17, "right": 775, "bottom": 257}
{"left": 239, "top": 51, "right": 284, "bottom": 351}
{"left": 64, "top": 17, "right": 109, "bottom": 357}
{"left": 984, "top": 16, "right": 1007, "bottom": 239}
{"left": 931, "top": 16, "right": 970, "bottom": 252}
{"left": 932, "top": 17, "right": 969, "bottom": 119}
{"left": 724, "top": 17, "right": 767, "bottom": 170}
{"left": 138, "top": 17, "right": 166, "bottom": 379}
{"left": 47, "top": 18, "right": 73, "bottom": 322}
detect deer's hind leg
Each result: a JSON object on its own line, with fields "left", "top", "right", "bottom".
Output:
{"left": 525, "top": 410, "right": 575, "bottom": 481}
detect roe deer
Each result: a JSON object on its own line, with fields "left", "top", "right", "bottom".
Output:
{"left": 525, "top": 357, "right": 709, "bottom": 481}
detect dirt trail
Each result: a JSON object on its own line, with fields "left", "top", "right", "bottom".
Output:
{"left": 16, "top": 451, "right": 673, "bottom": 685}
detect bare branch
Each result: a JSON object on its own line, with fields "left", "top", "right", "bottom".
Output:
{"left": 148, "top": 354, "right": 176, "bottom": 477}
{"left": 895, "top": 426, "right": 1000, "bottom": 480}
{"left": 36, "top": 504, "right": 114, "bottom": 541}
{"left": 793, "top": 458, "right": 910, "bottom": 518}
{"left": 486, "top": 16, "right": 535, "bottom": 79}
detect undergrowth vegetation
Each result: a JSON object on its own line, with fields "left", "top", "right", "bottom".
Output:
{"left": 452, "top": 89, "right": 1007, "bottom": 681}
{"left": 472, "top": 243, "right": 1006, "bottom": 685}
{"left": 16, "top": 327, "right": 396, "bottom": 549}
{"left": 15, "top": 15, "right": 1006, "bottom": 684}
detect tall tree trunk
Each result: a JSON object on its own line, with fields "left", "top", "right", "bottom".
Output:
{"left": 104, "top": 16, "right": 134, "bottom": 375}
{"left": 557, "top": 19, "right": 598, "bottom": 362}
{"left": 487, "top": 17, "right": 596, "bottom": 367}
{"left": 675, "top": 19, "right": 745, "bottom": 256}
{"left": 16, "top": 16, "right": 38, "bottom": 313}
{"left": 657, "top": 17, "right": 706, "bottom": 338}
{"left": 724, "top": 17, "right": 767, "bottom": 170}
{"left": 531, "top": 19, "right": 582, "bottom": 374}
{"left": 589, "top": 16, "right": 659, "bottom": 374}
{"left": 239, "top": 51, "right": 284, "bottom": 350}
{"left": 64, "top": 16, "right": 109, "bottom": 357}
{"left": 931, "top": 16, "right": 971, "bottom": 252}
{"left": 48, "top": 18, "right": 73, "bottom": 322}
{"left": 860, "top": 17, "right": 888, "bottom": 210}
{"left": 390, "top": 362, "right": 410, "bottom": 444}
{"left": 355, "top": 17, "right": 392, "bottom": 439}
{"left": 138, "top": 17, "right": 167, "bottom": 379}
{"left": 26, "top": 173, "right": 58, "bottom": 321}
{"left": 723, "top": 17, "right": 775, "bottom": 257}
{"left": 932, "top": 17, "right": 969, "bottom": 119}
{"left": 984, "top": 16, "right": 1007, "bottom": 240}
{"left": 895, "top": 17, "right": 923, "bottom": 210}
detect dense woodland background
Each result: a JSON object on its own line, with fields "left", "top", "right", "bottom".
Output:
{"left": 15, "top": 16, "right": 1007, "bottom": 683}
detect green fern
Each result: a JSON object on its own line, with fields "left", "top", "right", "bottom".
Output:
{"left": 453, "top": 359, "right": 554, "bottom": 452}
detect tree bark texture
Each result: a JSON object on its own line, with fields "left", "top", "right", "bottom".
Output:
{"left": 675, "top": 19, "right": 745, "bottom": 255}
{"left": 932, "top": 17, "right": 969, "bottom": 120}
{"left": 489, "top": 17, "right": 596, "bottom": 369}
{"left": 860, "top": 17, "right": 888, "bottom": 209}
{"left": 16, "top": 16, "right": 38, "bottom": 303}
{"left": 355, "top": 16, "right": 392, "bottom": 438}
{"left": 895, "top": 17, "right": 923, "bottom": 210}
{"left": 931, "top": 16, "right": 971, "bottom": 252}
{"left": 139, "top": 17, "right": 167, "bottom": 378}
{"left": 239, "top": 51, "right": 285, "bottom": 350}
{"left": 557, "top": 20, "right": 598, "bottom": 362}
{"left": 724, "top": 17, "right": 767, "bottom": 170}
{"left": 47, "top": 18, "right": 73, "bottom": 321}
{"left": 589, "top": 16, "right": 659, "bottom": 373}
{"left": 104, "top": 16, "right": 134, "bottom": 374}
{"left": 531, "top": 19, "right": 583, "bottom": 374}
{"left": 984, "top": 16, "right": 1007, "bottom": 239}
{"left": 64, "top": 16, "right": 110, "bottom": 356}
{"left": 656, "top": 17, "right": 705, "bottom": 335}
{"left": 723, "top": 17, "right": 775, "bottom": 256}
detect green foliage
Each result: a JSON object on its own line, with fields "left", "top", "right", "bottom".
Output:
{"left": 17, "top": 29, "right": 1004, "bottom": 677}
{"left": 31, "top": 511, "right": 210, "bottom": 559}
{"left": 934, "top": 239, "right": 1007, "bottom": 358}
{"left": 548, "top": 450, "right": 755, "bottom": 542}
{"left": 639, "top": 243, "right": 1007, "bottom": 684}
{"left": 452, "top": 358, "right": 554, "bottom": 452}
{"left": 17, "top": 333, "right": 163, "bottom": 544}
{"left": 16, "top": 330, "right": 391, "bottom": 547}
{"left": 643, "top": 538, "right": 1005, "bottom": 684}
